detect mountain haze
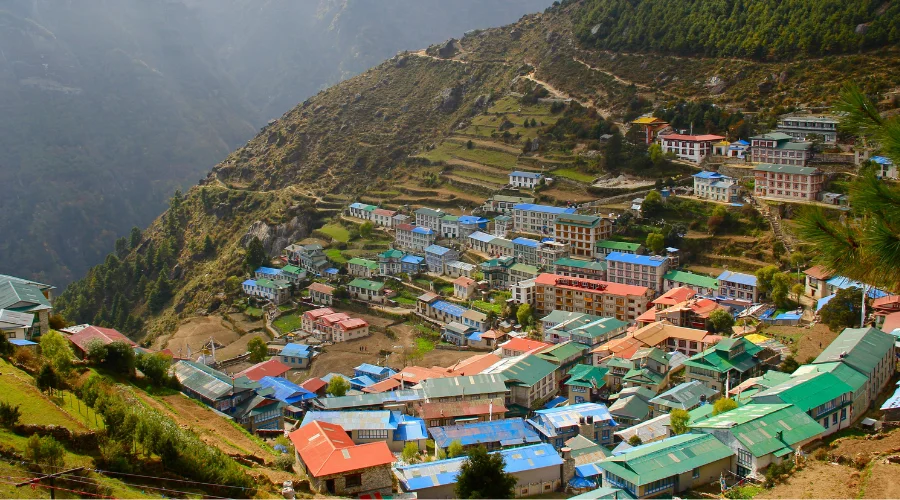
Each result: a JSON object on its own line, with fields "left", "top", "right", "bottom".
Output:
{"left": 0, "top": 0, "right": 551, "bottom": 286}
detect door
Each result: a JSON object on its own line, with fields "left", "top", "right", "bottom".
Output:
{"left": 325, "top": 479, "right": 335, "bottom": 494}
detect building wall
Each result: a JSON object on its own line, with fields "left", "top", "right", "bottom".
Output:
{"left": 305, "top": 464, "right": 394, "bottom": 497}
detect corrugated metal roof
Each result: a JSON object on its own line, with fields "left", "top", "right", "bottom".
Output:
{"left": 716, "top": 270, "right": 757, "bottom": 287}
{"left": 428, "top": 418, "right": 540, "bottom": 448}
{"left": 606, "top": 252, "right": 668, "bottom": 267}
{"left": 302, "top": 410, "right": 397, "bottom": 431}
{"left": 692, "top": 403, "right": 825, "bottom": 457}
{"left": 534, "top": 403, "right": 616, "bottom": 431}
{"left": 422, "top": 374, "right": 507, "bottom": 399}
{"left": 0, "top": 281, "right": 51, "bottom": 312}
{"left": 649, "top": 381, "right": 718, "bottom": 410}
{"left": 751, "top": 372, "right": 853, "bottom": 412}
{"left": 317, "top": 389, "right": 425, "bottom": 410}
{"left": 257, "top": 377, "right": 315, "bottom": 404}
{"left": 813, "top": 327, "right": 894, "bottom": 375}
{"left": 598, "top": 434, "right": 732, "bottom": 486}
{"left": 173, "top": 360, "right": 256, "bottom": 401}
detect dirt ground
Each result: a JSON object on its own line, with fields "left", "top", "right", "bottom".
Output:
{"left": 293, "top": 323, "right": 477, "bottom": 382}
{"left": 760, "top": 461, "right": 861, "bottom": 499}
{"left": 153, "top": 316, "right": 238, "bottom": 353}
{"left": 861, "top": 462, "right": 900, "bottom": 498}
{"left": 230, "top": 312, "right": 266, "bottom": 333}
{"left": 764, "top": 323, "right": 840, "bottom": 362}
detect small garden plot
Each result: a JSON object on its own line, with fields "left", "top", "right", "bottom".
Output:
{"left": 273, "top": 314, "right": 303, "bottom": 333}
{"left": 552, "top": 168, "right": 597, "bottom": 183}
{"left": 317, "top": 223, "right": 351, "bottom": 243}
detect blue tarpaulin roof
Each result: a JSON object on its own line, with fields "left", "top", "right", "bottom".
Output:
{"left": 825, "top": 276, "right": 889, "bottom": 299}
{"left": 412, "top": 227, "right": 434, "bottom": 235}
{"left": 431, "top": 300, "right": 466, "bottom": 318}
{"left": 466, "top": 331, "right": 483, "bottom": 341}
{"left": 817, "top": 294, "right": 835, "bottom": 312}
{"left": 324, "top": 268, "right": 339, "bottom": 275}
{"left": 350, "top": 375, "right": 377, "bottom": 387}
{"left": 281, "top": 343, "right": 312, "bottom": 358}
{"left": 512, "top": 237, "right": 539, "bottom": 248}
{"left": 255, "top": 267, "right": 282, "bottom": 275}
{"left": 513, "top": 203, "right": 576, "bottom": 215}
{"left": 257, "top": 376, "right": 315, "bottom": 404}
{"left": 428, "top": 418, "right": 540, "bottom": 448}
{"left": 401, "top": 255, "right": 425, "bottom": 264}
{"left": 544, "top": 396, "right": 568, "bottom": 409}
{"left": 459, "top": 215, "right": 488, "bottom": 225}
{"left": 9, "top": 339, "right": 37, "bottom": 346}
{"left": 774, "top": 312, "right": 802, "bottom": 321}
{"left": 880, "top": 387, "right": 900, "bottom": 410}
{"left": 606, "top": 252, "right": 669, "bottom": 267}
{"left": 575, "top": 463, "right": 604, "bottom": 479}
{"left": 394, "top": 414, "right": 429, "bottom": 441}
{"left": 569, "top": 476, "right": 599, "bottom": 489}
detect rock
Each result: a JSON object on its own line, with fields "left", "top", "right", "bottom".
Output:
{"left": 590, "top": 24, "right": 601, "bottom": 35}
{"left": 400, "top": 103, "right": 410, "bottom": 113}
{"left": 758, "top": 79, "right": 775, "bottom": 94}
{"left": 170, "top": 264, "right": 183, "bottom": 280}
{"left": 434, "top": 86, "right": 464, "bottom": 112}
{"left": 474, "top": 94, "right": 489, "bottom": 107}
{"left": 778, "top": 70, "right": 790, "bottom": 84}
{"left": 241, "top": 216, "right": 312, "bottom": 257}
{"left": 530, "top": 137, "right": 540, "bottom": 152}
{"left": 710, "top": 83, "right": 728, "bottom": 95}
{"left": 353, "top": 93, "right": 362, "bottom": 102}
{"left": 436, "top": 39, "right": 459, "bottom": 58}
{"left": 509, "top": 28, "right": 521, "bottom": 40}
{"left": 394, "top": 56, "right": 407, "bottom": 68}
{"left": 340, "top": 123, "right": 349, "bottom": 132}
{"left": 856, "top": 23, "right": 869, "bottom": 34}
{"left": 313, "top": 105, "right": 325, "bottom": 113}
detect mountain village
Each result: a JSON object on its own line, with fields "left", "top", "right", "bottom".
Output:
{"left": 3, "top": 102, "right": 900, "bottom": 499}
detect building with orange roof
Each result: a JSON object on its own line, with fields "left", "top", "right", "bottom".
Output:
{"left": 302, "top": 307, "right": 336, "bottom": 333}
{"left": 300, "top": 377, "right": 328, "bottom": 396}
{"left": 389, "top": 366, "right": 450, "bottom": 388}
{"left": 453, "top": 276, "right": 477, "bottom": 299}
{"left": 803, "top": 265, "right": 833, "bottom": 300}
{"left": 446, "top": 353, "right": 502, "bottom": 376}
{"left": 591, "top": 335, "right": 644, "bottom": 365}
{"left": 289, "top": 420, "right": 394, "bottom": 497}
{"left": 651, "top": 287, "right": 696, "bottom": 309}
{"left": 235, "top": 358, "right": 291, "bottom": 382}
{"left": 632, "top": 321, "right": 716, "bottom": 357}
{"left": 499, "top": 338, "right": 552, "bottom": 358}
{"left": 67, "top": 326, "right": 136, "bottom": 358}
{"left": 307, "top": 282, "right": 335, "bottom": 306}
{"left": 468, "top": 329, "right": 510, "bottom": 350}
{"left": 533, "top": 273, "right": 653, "bottom": 322}
{"left": 335, "top": 318, "right": 369, "bottom": 342}
{"left": 361, "top": 378, "right": 402, "bottom": 394}
{"left": 655, "top": 299, "right": 729, "bottom": 330}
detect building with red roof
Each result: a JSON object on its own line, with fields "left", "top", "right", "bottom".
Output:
{"left": 803, "top": 265, "right": 833, "bottom": 300}
{"left": 533, "top": 273, "right": 653, "bottom": 322}
{"left": 67, "top": 325, "right": 136, "bottom": 358}
{"left": 361, "top": 378, "right": 402, "bottom": 394}
{"left": 307, "top": 283, "right": 335, "bottom": 306}
{"left": 652, "top": 287, "right": 696, "bottom": 309}
{"left": 335, "top": 318, "right": 369, "bottom": 342}
{"left": 445, "top": 353, "right": 502, "bottom": 376}
{"left": 591, "top": 336, "right": 644, "bottom": 364}
{"left": 389, "top": 366, "right": 450, "bottom": 387}
{"left": 300, "top": 377, "right": 328, "bottom": 396}
{"left": 500, "top": 338, "right": 551, "bottom": 358}
{"left": 301, "top": 307, "right": 335, "bottom": 332}
{"left": 289, "top": 420, "right": 394, "bottom": 497}
{"left": 235, "top": 358, "right": 291, "bottom": 382}
{"left": 659, "top": 133, "right": 725, "bottom": 163}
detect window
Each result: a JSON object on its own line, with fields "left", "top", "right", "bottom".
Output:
{"left": 345, "top": 473, "right": 362, "bottom": 488}
{"left": 692, "top": 468, "right": 700, "bottom": 479}
{"left": 358, "top": 429, "right": 389, "bottom": 439}
{"left": 841, "top": 408, "right": 847, "bottom": 421}
{"left": 738, "top": 449, "right": 753, "bottom": 466}
{"left": 832, "top": 413, "right": 838, "bottom": 425}
{"left": 823, "top": 417, "right": 829, "bottom": 429}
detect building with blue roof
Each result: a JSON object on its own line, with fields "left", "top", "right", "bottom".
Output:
{"left": 428, "top": 417, "right": 541, "bottom": 451}
{"left": 349, "top": 375, "right": 377, "bottom": 389}
{"left": 467, "top": 230, "right": 496, "bottom": 254}
{"left": 457, "top": 215, "right": 489, "bottom": 239}
{"left": 280, "top": 343, "right": 313, "bottom": 368}
{"left": 254, "top": 267, "right": 284, "bottom": 281}
{"left": 512, "top": 237, "right": 540, "bottom": 266}
{"left": 527, "top": 403, "right": 617, "bottom": 449}
{"left": 256, "top": 377, "right": 315, "bottom": 417}
{"left": 424, "top": 244, "right": 459, "bottom": 274}
{"left": 512, "top": 204, "right": 577, "bottom": 237}
{"left": 606, "top": 252, "right": 670, "bottom": 291}
{"left": 872, "top": 155, "right": 897, "bottom": 180}
{"left": 301, "top": 410, "right": 428, "bottom": 452}
{"left": 509, "top": 171, "right": 545, "bottom": 189}
{"left": 396, "top": 223, "right": 437, "bottom": 252}
{"left": 395, "top": 254, "right": 425, "bottom": 275}
{"left": 824, "top": 275, "right": 889, "bottom": 299}
{"left": 717, "top": 270, "right": 760, "bottom": 303}
{"left": 693, "top": 170, "right": 740, "bottom": 202}
{"left": 394, "top": 443, "right": 563, "bottom": 498}
{"left": 354, "top": 363, "right": 396, "bottom": 381}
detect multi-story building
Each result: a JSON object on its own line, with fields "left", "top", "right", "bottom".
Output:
{"left": 683, "top": 337, "right": 763, "bottom": 393}
{"left": 482, "top": 194, "right": 535, "bottom": 215}
{"left": 242, "top": 278, "right": 291, "bottom": 305}
{"left": 446, "top": 260, "right": 477, "bottom": 279}
{"left": 401, "top": 255, "right": 427, "bottom": 275}
{"left": 554, "top": 258, "right": 607, "bottom": 281}
{"left": 307, "top": 282, "right": 334, "bottom": 306}
{"left": 346, "top": 279, "right": 386, "bottom": 303}
{"left": 453, "top": 276, "right": 476, "bottom": 300}
{"left": 424, "top": 244, "right": 458, "bottom": 274}
{"left": 537, "top": 241, "right": 570, "bottom": 270}
{"left": 716, "top": 270, "right": 759, "bottom": 303}
{"left": 489, "top": 237, "right": 514, "bottom": 257}
{"left": 541, "top": 311, "right": 628, "bottom": 347}
{"left": 492, "top": 215, "right": 512, "bottom": 236}
{"left": 751, "top": 371, "right": 853, "bottom": 437}
{"left": 632, "top": 321, "right": 718, "bottom": 357}
{"left": 416, "top": 294, "right": 489, "bottom": 332}
{"left": 509, "top": 171, "right": 544, "bottom": 189}
{"left": 527, "top": 403, "right": 617, "bottom": 449}
{"left": 347, "top": 258, "right": 378, "bottom": 278}
{"left": 692, "top": 171, "right": 741, "bottom": 202}
{"left": 605, "top": 252, "right": 670, "bottom": 292}
{"left": 595, "top": 241, "right": 643, "bottom": 260}
{"left": 663, "top": 270, "right": 719, "bottom": 297}
{"left": 750, "top": 132, "right": 812, "bottom": 166}
{"left": 378, "top": 249, "right": 405, "bottom": 276}
{"left": 287, "top": 243, "right": 330, "bottom": 274}
{"left": 554, "top": 214, "right": 612, "bottom": 258}
{"left": 414, "top": 207, "right": 446, "bottom": 232}
{"left": 371, "top": 208, "right": 397, "bottom": 227}
{"left": 803, "top": 265, "right": 832, "bottom": 300}
{"left": 439, "top": 215, "right": 459, "bottom": 239}
{"left": 512, "top": 237, "right": 540, "bottom": 266}
{"left": 395, "top": 224, "right": 436, "bottom": 252}
{"left": 873, "top": 156, "right": 898, "bottom": 180}
{"left": 533, "top": 273, "right": 653, "bottom": 323}
{"left": 511, "top": 278, "right": 536, "bottom": 306}
{"left": 348, "top": 202, "right": 376, "bottom": 220}
{"left": 753, "top": 164, "right": 825, "bottom": 201}
{"left": 280, "top": 265, "right": 306, "bottom": 284}
{"left": 509, "top": 263, "right": 540, "bottom": 284}
{"left": 458, "top": 215, "right": 489, "bottom": 239}
{"left": 483, "top": 354, "right": 559, "bottom": 409}
{"left": 659, "top": 133, "right": 725, "bottom": 163}
{"left": 512, "top": 204, "right": 576, "bottom": 237}
{"left": 776, "top": 114, "right": 838, "bottom": 144}
{"left": 481, "top": 256, "right": 516, "bottom": 289}
{"left": 467, "top": 231, "right": 495, "bottom": 254}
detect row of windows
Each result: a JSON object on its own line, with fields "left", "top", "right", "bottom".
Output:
{"left": 358, "top": 429, "right": 390, "bottom": 439}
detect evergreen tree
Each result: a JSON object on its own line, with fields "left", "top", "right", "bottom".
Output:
{"left": 115, "top": 237, "right": 128, "bottom": 259}
{"left": 245, "top": 237, "right": 268, "bottom": 271}
{"left": 669, "top": 409, "right": 690, "bottom": 435}
{"left": 820, "top": 287, "right": 867, "bottom": 331}
{"left": 129, "top": 226, "right": 142, "bottom": 249}
{"left": 455, "top": 446, "right": 517, "bottom": 499}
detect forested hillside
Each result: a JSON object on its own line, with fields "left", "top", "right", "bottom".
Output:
{"left": 55, "top": 0, "right": 900, "bottom": 341}
{"left": 574, "top": 0, "right": 900, "bottom": 60}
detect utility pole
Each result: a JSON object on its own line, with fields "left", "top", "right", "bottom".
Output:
{"left": 16, "top": 467, "right": 85, "bottom": 500}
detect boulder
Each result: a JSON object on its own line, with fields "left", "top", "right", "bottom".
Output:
{"left": 434, "top": 86, "right": 464, "bottom": 112}
{"left": 241, "top": 216, "right": 312, "bottom": 257}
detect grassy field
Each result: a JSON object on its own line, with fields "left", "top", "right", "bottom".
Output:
{"left": 473, "top": 300, "right": 502, "bottom": 314}
{"left": 421, "top": 142, "right": 519, "bottom": 170}
{"left": 452, "top": 169, "right": 508, "bottom": 185}
{"left": 325, "top": 248, "right": 347, "bottom": 264}
{"left": 552, "top": 168, "right": 597, "bottom": 183}
{"left": 0, "top": 358, "right": 88, "bottom": 430}
{"left": 273, "top": 313, "right": 303, "bottom": 333}
{"left": 416, "top": 337, "right": 435, "bottom": 353}
{"left": 318, "top": 223, "right": 351, "bottom": 243}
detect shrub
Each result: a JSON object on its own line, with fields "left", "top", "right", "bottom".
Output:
{"left": 274, "top": 453, "right": 295, "bottom": 471}
{"left": 0, "top": 401, "right": 21, "bottom": 428}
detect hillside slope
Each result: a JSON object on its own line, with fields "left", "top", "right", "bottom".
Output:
{"left": 56, "top": 0, "right": 900, "bottom": 339}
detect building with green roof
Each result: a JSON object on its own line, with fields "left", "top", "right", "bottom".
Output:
{"left": 751, "top": 371, "right": 853, "bottom": 435}
{"left": 421, "top": 374, "right": 508, "bottom": 402}
{"left": 811, "top": 327, "right": 896, "bottom": 418}
{"left": 536, "top": 341, "right": 590, "bottom": 371}
{"left": 793, "top": 362, "right": 871, "bottom": 424}
{"left": 692, "top": 403, "right": 825, "bottom": 477}
{"left": 684, "top": 338, "right": 763, "bottom": 393}
{"left": 0, "top": 279, "right": 53, "bottom": 336}
{"left": 565, "top": 364, "right": 609, "bottom": 404}
{"left": 484, "top": 354, "right": 559, "bottom": 410}
{"left": 649, "top": 381, "right": 718, "bottom": 416}
{"left": 608, "top": 386, "right": 654, "bottom": 426}
{"left": 542, "top": 312, "right": 628, "bottom": 347}
{"left": 279, "top": 265, "right": 307, "bottom": 284}
{"left": 663, "top": 270, "right": 719, "bottom": 295}
{"left": 595, "top": 240, "right": 643, "bottom": 258}
{"left": 346, "top": 278, "right": 387, "bottom": 303}
{"left": 509, "top": 262, "right": 540, "bottom": 282}
{"left": 598, "top": 433, "right": 734, "bottom": 497}
{"left": 347, "top": 258, "right": 379, "bottom": 278}
{"left": 555, "top": 257, "right": 608, "bottom": 281}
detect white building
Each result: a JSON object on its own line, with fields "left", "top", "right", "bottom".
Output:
{"left": 692, "top": 171, "right": 740, "bottom": 202}
{"left": 242, "top": 278, "right": 291, "bottom": 305}
{"left": 511, "top": 278, "right": 536, "bottom": 306}
{"left": 395, "top": 224, "right": 436, "bottom": 252}
{"left": 509, "top": 171, "right": 544, "bottom": 189}
{"left": 659, "top": 133, "right": 725, "bottom": 163}
{"left": 605, "top": 253, "right": 670, "bottom": 292}
{"left": 414, "top": 207, "right": 446, "bottom": 232}
{"left": 371, "top": 208, "right": 398, "bottom": 227}
{"left": 776, "top": 114, "right": 839, "bottom": 144}
{"left": 511, "top": 203, "right": 576, "bottom": 237}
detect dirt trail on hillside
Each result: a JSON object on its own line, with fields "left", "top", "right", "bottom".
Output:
{"left": 447, "top": 136, "right": 523, "bottom": 155}
{"left": 520, "top": 70, "right": 626, "bottom": 131}
{"left": 571, "top": 56, "right": 655, "bottom": 90}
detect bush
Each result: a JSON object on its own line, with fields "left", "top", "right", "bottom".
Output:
{"left": 274, "top": 453, "right": 295, "bottom": 471}
{"left": 97, "top": 439, "right": 134, "bottom": 473}
{"left": 0, "top": 401, "right": 21, "bottom": 428}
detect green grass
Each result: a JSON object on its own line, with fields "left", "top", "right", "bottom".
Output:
{"left": 452, "top": 169, "right": 508, "bottom": 185}
{"left": 244, "top": 306, "right": 264, "bottom": 318}
{"left": 55, "top": 390, "right": 106, "bottom": 430}
{"left": 395, "top": 296, "right": 416, "bottom": 305}
{"left": 277, "top": 303, "right": 295, "bottom": 312}
{"left": 325, "top": 248, "right": 348, "bottom": 264}
{"left": 473, "top": 300, "right": 502, "bottom": 314}
{"left": 0, "top": 358, "right": 88, "bottom": 430}
{"left": 552, "top": 168, "right": 597, "bottom": 183}
{"left": 416, "top": 337, "right": 435, "bottom": 353}
{"left": 420, "top": 142, "right": 519, "bottom": 170}
{"left": 273, "top": 313, "right": 303, "bottom": 332}
{"left": 318, "top": 223, "right": 351, "bottom": 243}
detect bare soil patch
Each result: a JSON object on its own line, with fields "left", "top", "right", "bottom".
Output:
{"left": 759, "top": 461, "right": 860, "bottom": 499}
{"left": 764, "top": 323, "right": 840, "bottom": 363}
{"left": 861, "top": 462, "right": 900, "bottom": 498}
{"left": 154, "top": 316, "right": 238, "bottom": 353}
{"left": 541, "top": 188, "right": 596, "bottom": 203}
{"left": 230, "top": 313, "right": 265, "bottom": 333}
{"left": 216, "top": 330, "right": 271, "bottom": 359}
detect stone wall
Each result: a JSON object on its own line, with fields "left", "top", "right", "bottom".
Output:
{"left": 310, "top": 464, "right": 394, "bottom": 497}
